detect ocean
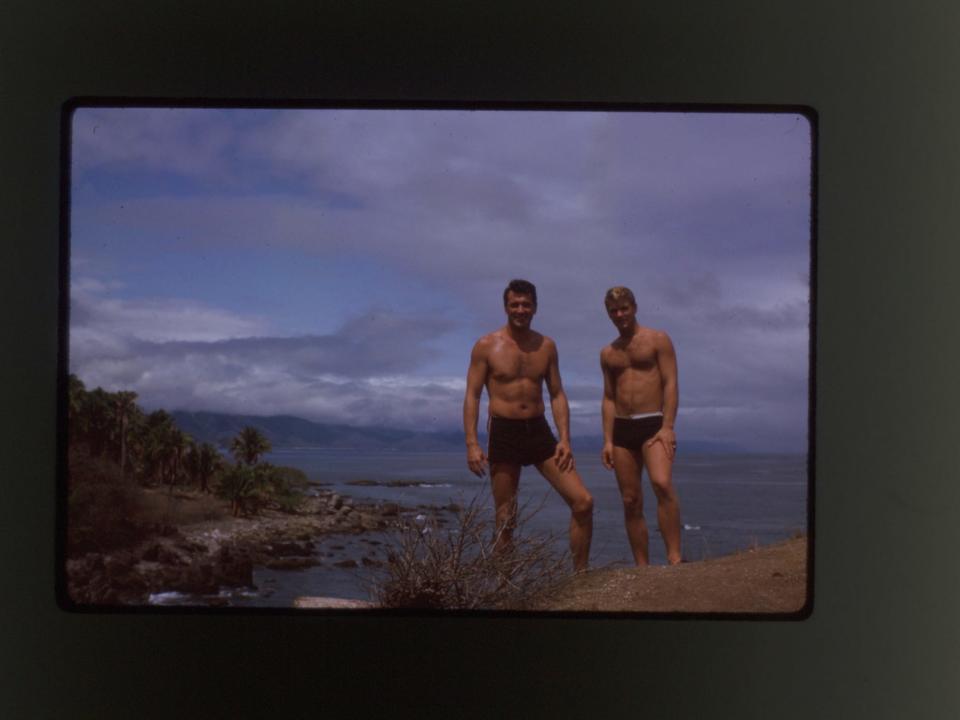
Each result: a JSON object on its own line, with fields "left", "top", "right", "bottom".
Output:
{"left": 210, "top": 448, "right": 809, "bottom": 608}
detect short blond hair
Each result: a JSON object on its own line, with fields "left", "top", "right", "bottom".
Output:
{"left": 604, "top": 286, "right": 636, "bottom": 307}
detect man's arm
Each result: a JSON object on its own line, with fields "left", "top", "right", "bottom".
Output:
{"left": 463, "top": 340, "right": 489, "bottom": 477}
{"left": 646, "top": 332, "right": 679, "bottom": 458}
{"left": 544, "top": 341, "right": 575, "bottom": 472}
{"left": 600, "top": 349, "right": 617, "bottom": 470}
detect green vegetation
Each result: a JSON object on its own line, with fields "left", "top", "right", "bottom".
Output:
{"left": 66, "top": 375, "right": 310, "bottom": 553}
{"left": 230, "top": 425, "right": 272, "bottom": 466}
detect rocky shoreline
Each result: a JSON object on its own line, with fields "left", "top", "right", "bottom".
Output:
{"left": 65, "top": 489, "right": 459, "bottom": 607}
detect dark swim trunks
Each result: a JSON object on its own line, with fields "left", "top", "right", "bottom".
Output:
{"left": 487, "top": 415, "right": 558, "bottom": 466}
{"left": 612, "top": 414, "right": 663, "bottom": 451}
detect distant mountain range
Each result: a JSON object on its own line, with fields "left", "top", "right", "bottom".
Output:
{"left": 170, "top": 410, "right": 747, "bottom": 454}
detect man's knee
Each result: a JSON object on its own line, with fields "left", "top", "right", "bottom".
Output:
{"left": 650, "top": 478, "right": 677, "bottom": 503}
{"left": 572, "top": 491, "right": 593, "bottom": 519}
{"left": 621, "top": 492, "right": 643, "bottom": 515}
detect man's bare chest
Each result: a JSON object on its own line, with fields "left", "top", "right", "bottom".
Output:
{"left": 487, "top": 347, "right": 549, "bottom": 382}
{"left": 607, "top": 342, "right": 658, "bottom": 374}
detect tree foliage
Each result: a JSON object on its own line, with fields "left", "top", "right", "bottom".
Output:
{"left": 230, "top": 426, "right": 272, "bottom": 466}
{"left": 67, "top": 376, "right": 308, "bottom": 540}
{"left": 68, "top": 375, "right": 223, "bottom": 492}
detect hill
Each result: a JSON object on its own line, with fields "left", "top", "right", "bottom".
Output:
{"left": 170, "top": 410, "right": 745, "bottom": 454}
{"left": 171, "top": 410, "right": 471, "bottom": 452}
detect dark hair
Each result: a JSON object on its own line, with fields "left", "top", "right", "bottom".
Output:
{"left": 503, "top": 279, "right": 537, "bottom": 307}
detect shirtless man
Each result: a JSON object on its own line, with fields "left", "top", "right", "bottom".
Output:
{"left": 600, "top": 286, "right": 682, "bottom": 565}
{"left": 464, "top": 279, "right": 594, "bottom": 571}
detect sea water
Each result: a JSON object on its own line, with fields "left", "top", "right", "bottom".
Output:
{"left": 224, "top": 448, "right": 808, "bottom": 608}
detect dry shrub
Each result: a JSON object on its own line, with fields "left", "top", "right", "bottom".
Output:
{"left": 373, "top": 491, "right": 570, "bottom": 611}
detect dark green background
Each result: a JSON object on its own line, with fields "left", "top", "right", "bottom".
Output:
{"left": 3, "top": 2, "right": 958, "bottom": 717}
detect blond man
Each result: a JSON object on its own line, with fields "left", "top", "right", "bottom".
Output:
{"left": 600, "top": 286, "right": 682, "bottom": 565}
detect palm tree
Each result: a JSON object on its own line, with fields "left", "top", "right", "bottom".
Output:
{"left": 113, "top": 391, "right": 138, "bottom": 479}
{"left": 85, "top": 387, "right": 115, "bottom": 458}
{"left": 67, "top": 374, "right": 87, "bottom": 438}
{"left": 185, "top": 441, "right": 223, "bottom": 493}
{"left": 167, "top": 429, "right": 190, "bottom": 493}
{"left": 230, "top": 426, "right": 272, "bottom": 466}
{"left": 140, "top": 410, "right": 177, "bottom": 486}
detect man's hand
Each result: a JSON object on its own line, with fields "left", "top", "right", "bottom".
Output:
{"left": 553, "top": 440, "right": 576, "bottom": 473}
{"left": 601, "top": 442, "right": 615, "bottom": 470}
{"left": 645, "top": 427, "right": 677, "bottom": 460}
{"left": 466, "top": 443, "right": 488, "bottom": 477}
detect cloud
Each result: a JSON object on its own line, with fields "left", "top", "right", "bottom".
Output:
{"left": 69, "top": 282, "right": 464, "bottom": 428}
{"left": 72, "top": 108, "right": 236, "bottom": 180}
{"left": 68, "top": 107, "right": 812, "bottom": 452}
{"left": 70, "top": 278, "right": 269, "bottom": 345}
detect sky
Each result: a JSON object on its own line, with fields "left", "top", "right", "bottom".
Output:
{"left": 69, "top": 106, "right": 812, "bottom": 452}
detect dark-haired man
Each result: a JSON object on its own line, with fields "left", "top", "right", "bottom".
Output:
{"left": 464, "top": 279, "right": 594, "bottom": 571}
{"left": 600, "top": 286, "right": 682, "bottom": 565}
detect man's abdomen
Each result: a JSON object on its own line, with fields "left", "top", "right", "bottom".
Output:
{"left": 487, "top": 378, "right": 546, "bottom": 419}
{"left": 613, "top": 371, "right": 662, "bottom": 415}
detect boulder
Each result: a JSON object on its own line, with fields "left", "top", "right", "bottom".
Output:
{"left": 359, "top": 513, "right": 382, "bottom": 530}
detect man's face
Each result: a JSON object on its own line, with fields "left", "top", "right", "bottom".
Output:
{"left": 504, "top": 291, "right": 536, "bottom": 329}
{"left": 606, "top": 299, "right": 637, "bottom": 331}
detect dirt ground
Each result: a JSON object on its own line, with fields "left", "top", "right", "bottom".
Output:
{"left": 133, "top": 486, "right": 229, "bottom": 526}
{"left": 533, "top": 536, "right": 809, "bottom": 615}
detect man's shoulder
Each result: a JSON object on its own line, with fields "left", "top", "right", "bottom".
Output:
{"left": 534, "top": 332, "right": 558, "bottom": 356}
{"left": 474, "top": 328, "right": 512, "bottom": 350}
{"left": 470, "top": 332, "right": 496, "bottom": 356}
{"left": 637, "top": 325, "right": 672, "bottom": 343}
{"left": 603, "top": 332, "right": 633, "bottom": 353}
{"left": 649, "top": 327, "right": 674, "bottom": 346}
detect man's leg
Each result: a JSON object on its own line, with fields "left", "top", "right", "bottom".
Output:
{"left": 489, "top": 462, "right": 521, "bottom": 555}
{"left": 612, "top": 446, "right": 649, "bottom": 565}
{"left": 534, "top": 458, "right": 593, "bottom": 571}
{"left": 642, "top": 440, "right": 682, "bottom": 565}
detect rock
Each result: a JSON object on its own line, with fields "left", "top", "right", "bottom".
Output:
{"left": 270, "top": 541, "right": 315, "bottom": 556}
{"left": 179, "top": 563, "right": 217, "bottom": 594}
{"left": 359, "top": 514, "right": 382, "bottom": 530}
{"left": 381, "top": 503, "right": 400, "bottom": 517}
{"left": 141, "top": 543, "right": 161, "bottom": 562}
{"left": 215, "top": 546, "right": 254, "bottom": 587}
{"left": 264, "top": 557, "right": 317, "bottom": 570}
{"left": 155, "top": 545, "right": 190, "bottom": 566}
{"left": 293, "top": 596, "right": 375, "bottom": 609}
